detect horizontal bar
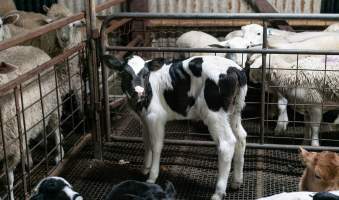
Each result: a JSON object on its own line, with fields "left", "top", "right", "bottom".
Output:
{"left": 102, "top": 12, "right": 339, "bottom": 21}
{"left": 50, "top": 134, "right": 91, "bottom": 176}
{"left": 0, "top": 13, "right": 84, "bottom": 52}
{"left": 0, "top": 0, "right": 126, "bottom": 51}
{"left": 0, "top": 43, "right": 85, "bottom": 96}
{"left": 95, "top": 0, "right": 126, "bottom": 13}
{"left": 108, "top": 135, "right": 339, "bottom": 151}
{"left": 106, "top": 18, "right": 132, "bottom": 33}
{"left": 105, "top": 46, "right": 339, "bottom": 55}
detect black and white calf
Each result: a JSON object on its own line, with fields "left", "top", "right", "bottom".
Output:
{"left": 103, "top": 55, "right": 248, "bottom": 200}
{"left": 30, "top": 176, "right": 82, "bottom": 200}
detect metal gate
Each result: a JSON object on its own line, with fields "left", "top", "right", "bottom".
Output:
{"left": 95, "top": 13, "right": 339, "bottom": 199}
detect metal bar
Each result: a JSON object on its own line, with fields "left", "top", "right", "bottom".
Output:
{"left": 102, "top": 12, "right": 339, "bottom": 21}
{"left": 0, "top": 108, "right": 12, "bottom": 200}
{"left": 19, "top": 84, "right": 31, "bottom": 193}
{"left": 107, "top": 136, "right": 339, "bottom": 151}
{"left": 0, "top": 0, "right": 127, "bottom": 52}
{"left": 53, "top": 65, "right": 63, "bottom": 163}
{"left": 0, "top": 43, "right": 85, "bottom": 96}
{"left": 95, "top": 0, "right": 126, "bottom": 13}
{"left": 0, "top": 14, "right": 84, "bottom": 52}
{"left": 104, "top": 46, "right": 339, "bottom": 55}
{"left": 37, "top": 74, "right": 49, "bottom": 176}
{"left": 260, "top": 21, "right": 267, "bottom": 144}
{"left": 49, "top": 134, "right": 92, "bottom": 176}
{"left": 85, "top": 0, "right": 102, "bottom": 160}
{"left": 105, "top": 18, "right": 132, "bottom": 33}
{"left": 14, "top": 87, "right": 28, "bottom": 198}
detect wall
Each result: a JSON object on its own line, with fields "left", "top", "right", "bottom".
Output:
{"left": 148, "top": 0, "right": 322, "bottom": 13}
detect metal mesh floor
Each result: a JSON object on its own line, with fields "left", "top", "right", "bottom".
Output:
{"left": 58, "top": 141, "right": 303, "bottom": 200}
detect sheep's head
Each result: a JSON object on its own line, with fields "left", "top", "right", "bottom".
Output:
{"left": 42, "top": 4, "right": 83, "bottom": 48}
{"left": 210, "top": 37, "right": 251, "bottom": 67}
{"left": 0, "top": 13, "right": 19, "bottom": 41}
{"left": 241, "top": 24, "right": 264, "bottom": 47}
{"left": 103, "top": 54, "right": 154, "bottom": 111}
{"left": 299, "top": 148, "right": 339, "bottom": 192}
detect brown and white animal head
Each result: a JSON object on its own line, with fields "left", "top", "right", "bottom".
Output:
{"left": 299, "top": 147, "right": 339, "bottom": 192}
{"left": 0, "top": 13, "right": 19, "bottom": 41}
{"left": 42, "top": 4, "right": 83, "bottom": 48}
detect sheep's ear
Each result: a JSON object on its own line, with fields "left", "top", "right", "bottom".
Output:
{"left": 299, "top": 147, "right": 316, "bottom": 165}
{"left": 0, "top": 62, "right": 18, "bottom": 74}
{"left": 43, "top": 5, "right": 50, "bottom": 13}
{"left": 164, "top": 181, "right": 176, "bottom": 198}
{"left": 3, "top": 13, "right": 20, "bottom": 25}
{"left": 102, "top": 55, "right": 124, "bottom": 71}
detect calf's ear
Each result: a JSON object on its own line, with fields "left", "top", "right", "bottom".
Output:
{"left": 102, "top": 54, "right": 124, "bottom": 71}
{"left": 164, "top": 181, "right": 176, "bottom": 198}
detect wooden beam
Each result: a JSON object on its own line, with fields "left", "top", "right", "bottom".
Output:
{"left": 247, "top": 0, "right": 295, "bottom": 31}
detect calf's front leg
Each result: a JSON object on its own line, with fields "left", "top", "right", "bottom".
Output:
{"left": 144, "top": 116, "right": 165, "bottom": 183}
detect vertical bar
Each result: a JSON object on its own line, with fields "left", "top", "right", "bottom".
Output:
{"left": 53, "top": 65, "right": 63, "bottom": 162}
{"left": 85, "top": 0, "right": 102, "bottom": 159}
{"left": 37, "top": 74, "right": 48, "bottom": 175}
{"left": 101, "top": 42, "right": 111, "bottom": 142}
{"left": 66, "top": 58, "right": 76, "bottom": 132}
{"left": 260, "top": 20, "right": 268, "bottom": 144}
{"left": 79, "top": 49, "right": 86, "bottom": 136}
{"left": 19, "top": 84, "right": 31, "bottom": 193}
{"left": 0, "top": 108, "right": 12, "bottom": 200}
{"left": 14, "top": 87, "right": 28, "bottom": 198}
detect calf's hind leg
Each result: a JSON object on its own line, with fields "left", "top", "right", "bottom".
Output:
{"left": 206, "top": 114, "right": 236, "bottom": 200}
{"left": 230, "top": 112, "right": 247, "bottom": 190}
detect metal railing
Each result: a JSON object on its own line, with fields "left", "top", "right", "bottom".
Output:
{"left": 100, "top": 12, "right": 339, "bottom": 152}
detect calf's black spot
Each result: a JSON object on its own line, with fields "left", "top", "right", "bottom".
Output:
{"left": 204, "top": 68, "right": 241, "bottom": 112}
{"left": 164, "top": 61, "right": 195, "bottom": 116}
{"left": 188, "top": 57, "right": 203, "bottom": 77}
{"left": 227, "top": 67, "right": 247, "bottom": 87}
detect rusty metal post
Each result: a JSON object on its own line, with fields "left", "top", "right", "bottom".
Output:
{"left": 85, "top": 0, "right": 102, "bottom": 159}
{"left": 260, "top": 20, "right": 268, "bottom": 144}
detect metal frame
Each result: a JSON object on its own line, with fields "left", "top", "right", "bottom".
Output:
{"left": 0, "top": 0, "right": 127, "bottom": 199}
{"left": 100, "top": 12, "right": 339, "bottom": 152}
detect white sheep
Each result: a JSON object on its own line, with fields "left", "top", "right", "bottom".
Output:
{"left": 0, "top": 46, "right": 63, "bottom": 200}
{"left": 257, "top": 191, "right": 339, "bottom": 200}
{"left": 225, "top": 30, "right": 243, "bottom": 40}
{"left": 5, "top": 4, "right": 84, "bottom": 116}
{"left": 176, "top": 31, "right": 227, "bottom": 57}
{"left": 103, "top": 54, "right": 248, "bottom": 200}
{"left": 324, "top": 23, "right": 339, "bottom": 32}
{"left": 249, "top": 54, "right": 339, "bottom": 146}
{"left": 176, "top": 31, "right": 251, "bottom": 66}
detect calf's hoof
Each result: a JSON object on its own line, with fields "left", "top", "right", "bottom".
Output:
{"left": 146, "top": 179, "right": 156, "bottom": 184}
{"left": 141, "top": 167, "right": 150, "bottom": 175}
{"left": 211, "top": 193, "right": 224, "bottom": 200}
{"left": 230, "top": 181, "right": 242, "bottom": 190}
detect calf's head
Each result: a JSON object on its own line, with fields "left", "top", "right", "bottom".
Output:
{"left": 299, "top": 148, "right": 339, "bottom": 192}
{"left": 103, "top": 54, "right": 156, "bottom": 110}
